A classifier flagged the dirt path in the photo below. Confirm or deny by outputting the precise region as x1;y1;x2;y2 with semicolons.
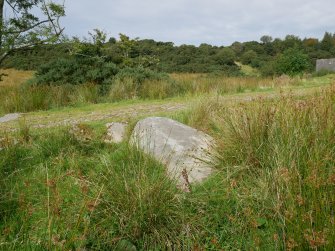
0;84;332;132
0;101;188;131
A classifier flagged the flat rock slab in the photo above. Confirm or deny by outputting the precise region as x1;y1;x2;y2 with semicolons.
105;122;128;143
0;113;21;123
130;117;216;191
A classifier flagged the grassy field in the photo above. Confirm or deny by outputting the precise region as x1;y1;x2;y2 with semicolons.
1;69;334;116
0;70;334;250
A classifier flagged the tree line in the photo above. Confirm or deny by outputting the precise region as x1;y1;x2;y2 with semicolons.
3;31;335;78
0;2;334;81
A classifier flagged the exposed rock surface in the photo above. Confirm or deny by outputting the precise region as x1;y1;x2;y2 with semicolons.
105;122;128;143
130;117;216;191
0;113;21;123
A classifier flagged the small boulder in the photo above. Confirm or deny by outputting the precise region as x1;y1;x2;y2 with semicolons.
0;113;21;123
130;117;216;191
105;122;127;144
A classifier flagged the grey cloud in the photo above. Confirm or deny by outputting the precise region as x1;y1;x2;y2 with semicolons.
61;0;335;45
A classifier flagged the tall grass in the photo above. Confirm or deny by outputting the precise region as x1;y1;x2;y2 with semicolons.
0;85;334;249
178;85;335;250
170;73;298;95
0;69;34;87
0;125;271;250
1;69;319;115
0;83;100;114
0;127;184;249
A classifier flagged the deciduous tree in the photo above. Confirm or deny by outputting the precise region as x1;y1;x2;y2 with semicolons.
0;0;65;65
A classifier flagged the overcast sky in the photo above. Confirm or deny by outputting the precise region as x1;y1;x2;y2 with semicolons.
61;0;335;46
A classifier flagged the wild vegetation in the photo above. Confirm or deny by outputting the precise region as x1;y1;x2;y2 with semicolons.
0;3;334;249
3;31;335;77
0;79;334;250
1;68;334;116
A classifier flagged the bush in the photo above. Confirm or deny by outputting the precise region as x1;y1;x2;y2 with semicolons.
34;57;119;85
114;67;169;84
275;48;310;76
241;50;258;65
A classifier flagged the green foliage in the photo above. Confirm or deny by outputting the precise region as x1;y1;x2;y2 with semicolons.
275;48;310;76
241;50;258;65
180;86;335;250
108;68;178;101
114;67;169;84
3;31;335;78
2;44;70;70
34;57;119;85
213;48;236;65
0;0;65;65
260;35;273;44
259;60;277;76
1;85;334;249
320;32;335;52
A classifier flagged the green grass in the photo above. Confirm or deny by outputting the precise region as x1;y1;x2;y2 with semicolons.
0;73;334;250
0;125;281;250
1;70;334;116
173;84;335;250
236;61;261;77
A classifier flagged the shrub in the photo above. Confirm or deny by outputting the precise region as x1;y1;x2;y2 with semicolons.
114;67;169;84
275;48;310;76
34;57;119;85
241;50;258;65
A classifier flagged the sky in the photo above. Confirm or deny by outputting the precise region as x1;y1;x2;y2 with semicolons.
61;0;335;46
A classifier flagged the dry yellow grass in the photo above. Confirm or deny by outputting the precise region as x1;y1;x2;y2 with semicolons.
0;68;34;87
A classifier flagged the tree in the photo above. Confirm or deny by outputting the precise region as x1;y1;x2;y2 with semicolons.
241;50;257;65
231;41;244;56
0;0;65;65
320;32;335;52
260;35;273;44
275;48;310;76
69;29;107;58
118;33;138;59
282;35;302;49
214;47;236;65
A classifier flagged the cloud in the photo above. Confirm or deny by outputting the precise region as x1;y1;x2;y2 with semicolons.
61;0;335;45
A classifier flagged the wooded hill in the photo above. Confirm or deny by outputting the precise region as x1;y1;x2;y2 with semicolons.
2;31;335;77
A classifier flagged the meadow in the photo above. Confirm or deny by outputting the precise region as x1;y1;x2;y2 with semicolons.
0;69;334;250
0;69;326;116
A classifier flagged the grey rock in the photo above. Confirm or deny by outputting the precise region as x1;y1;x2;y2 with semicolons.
0;113;21;123
130;117;216;191
105;122;128;143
